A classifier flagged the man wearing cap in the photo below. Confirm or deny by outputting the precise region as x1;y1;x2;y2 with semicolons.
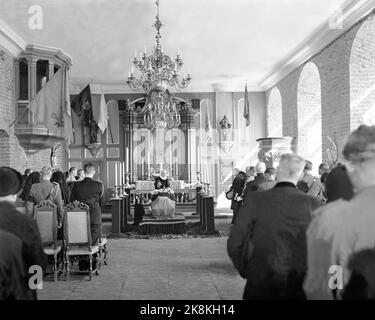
26;166;64;227
0;167;47;299
304;125;375;299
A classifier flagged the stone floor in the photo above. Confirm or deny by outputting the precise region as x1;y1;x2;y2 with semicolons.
37;220;245;300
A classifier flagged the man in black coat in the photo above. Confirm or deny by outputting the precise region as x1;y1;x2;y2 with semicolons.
70;163;104;245
326;163;354;203
0;167;47;300
243;162;268;199
227;154;321;300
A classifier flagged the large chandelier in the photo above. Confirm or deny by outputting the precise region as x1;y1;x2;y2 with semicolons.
126;0;192;129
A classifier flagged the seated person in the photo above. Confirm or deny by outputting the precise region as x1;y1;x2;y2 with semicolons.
154;170;170;190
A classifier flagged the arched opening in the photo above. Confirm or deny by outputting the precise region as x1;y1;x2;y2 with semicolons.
350;15;375;130
267;87;283;137
297;62;322;174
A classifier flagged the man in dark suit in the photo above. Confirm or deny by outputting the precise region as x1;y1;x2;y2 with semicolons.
70;163;104;245
227;154;321;300
0;167;47;300
229;168;246;224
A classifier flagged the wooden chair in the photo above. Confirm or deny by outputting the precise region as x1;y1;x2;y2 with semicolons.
33;200;62;281
64;201;99;281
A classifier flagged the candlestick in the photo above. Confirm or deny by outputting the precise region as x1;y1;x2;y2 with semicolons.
126;148;129;172
115;162;118;186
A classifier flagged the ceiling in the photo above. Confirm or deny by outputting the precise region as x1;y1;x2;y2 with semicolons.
1;0;344;91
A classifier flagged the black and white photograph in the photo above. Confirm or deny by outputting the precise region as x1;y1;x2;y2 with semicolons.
0;0;374;308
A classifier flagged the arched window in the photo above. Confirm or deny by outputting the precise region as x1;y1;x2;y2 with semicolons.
18;59;28;100
267;87;283;137
297;62;322;174
349;15;375;130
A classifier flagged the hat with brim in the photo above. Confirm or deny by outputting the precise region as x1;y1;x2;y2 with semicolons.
0;167;23;197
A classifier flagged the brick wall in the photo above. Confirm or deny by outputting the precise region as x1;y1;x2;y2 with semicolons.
0;44;67;173
266;13;375;166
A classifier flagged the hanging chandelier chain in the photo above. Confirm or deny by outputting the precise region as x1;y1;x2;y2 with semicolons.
126;0;191;130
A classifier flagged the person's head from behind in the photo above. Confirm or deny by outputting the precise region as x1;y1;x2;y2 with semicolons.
238;171;247;181
304;160;313;174
0;167;23;204
245;166;256;178
77;169;85;179
160;169;167;178
51;171;66;186
232;168;240;177
21;171;41;200
276;153;306;185
265;167;276;181
84;163;95;178
256;162;266;175
69;167;77;177
319;163;330;176
24;168;32;177
41;166;52;181
343;125;375;192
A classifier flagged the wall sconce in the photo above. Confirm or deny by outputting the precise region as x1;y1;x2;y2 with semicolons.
219;115;234;153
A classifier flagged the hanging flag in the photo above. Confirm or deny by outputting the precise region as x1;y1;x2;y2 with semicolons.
98;93;108;133
71;84;93;127
27;69;64;137
243;82;250;126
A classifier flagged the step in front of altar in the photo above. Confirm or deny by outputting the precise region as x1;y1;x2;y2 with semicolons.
139;213;186;235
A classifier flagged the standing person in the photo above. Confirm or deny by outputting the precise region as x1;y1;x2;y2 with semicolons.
22;169;32;185
258;167;277;191
0;167;47;300
154;169;170;190
227;154;321;300
297;161;324;201
228;168;246;224
67;167;77;183
26;167;64;228
51;171;70;205
76;169;85;181
18;172;41;202
304;125;375;300
0;230;30;300
242;162;267;199
70;163;104;245
325;163;354;203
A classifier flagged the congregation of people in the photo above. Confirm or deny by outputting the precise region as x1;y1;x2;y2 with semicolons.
0;163;104;300
227;124;375;300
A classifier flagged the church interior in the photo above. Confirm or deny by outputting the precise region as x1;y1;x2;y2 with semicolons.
0;0;374;301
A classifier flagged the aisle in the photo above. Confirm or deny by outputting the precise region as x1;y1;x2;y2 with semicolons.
38;235;244;300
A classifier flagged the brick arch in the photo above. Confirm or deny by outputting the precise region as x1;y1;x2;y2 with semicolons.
350;15;375;130
297;62;322;173
267;87;283;137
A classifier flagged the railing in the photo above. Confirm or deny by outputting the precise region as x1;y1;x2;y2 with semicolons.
129;188;197;205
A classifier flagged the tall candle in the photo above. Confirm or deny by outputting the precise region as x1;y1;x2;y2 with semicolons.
122;161;125;184
115;162;118;186
126;148;129;172
175;156;178;179
119;162;122;185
